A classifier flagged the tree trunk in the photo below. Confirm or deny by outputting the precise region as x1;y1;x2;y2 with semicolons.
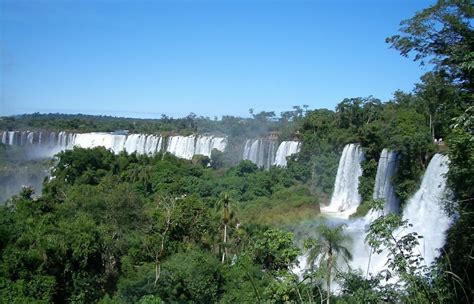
429;113;434;139
154;201;173;286
154;261;161;286
326;252;332;304
221;224;227;263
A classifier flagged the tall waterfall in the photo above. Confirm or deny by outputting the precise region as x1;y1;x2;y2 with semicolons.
243;139;266;167
369;149;400;218
398;154;452;266
274;141;300;167
266;141;277;169
321;144;365;218
1;131;226;160
348;153;452;276
243;139;300;169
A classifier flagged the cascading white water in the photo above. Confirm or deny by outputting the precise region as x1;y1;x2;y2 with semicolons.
166;135;226;160
366;149;400;220
49;132;56;147
210;137;227;155
398;154;452;266
74;133;126;153
266;141;277;169
144;135;162;155
20;131;27;145
347;149;399;275
243;139;265;167
166;135;196;160
242;139;299;169
1;130;226;160
194;136;227;158
26;132;34;145
195;136;213;156
348;153;452;276
125;134;148;154
9;131;15;145
273;141;300;167
321;144;365;218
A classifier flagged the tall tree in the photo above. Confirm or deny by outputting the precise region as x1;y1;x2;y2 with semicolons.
306;225;352;304
217;192;235;263
386;0;474;92
388;1;474;301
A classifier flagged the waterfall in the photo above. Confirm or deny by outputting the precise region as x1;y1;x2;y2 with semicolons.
49;132;56;147
347;149;399;275
26;132;35;145
242;139;299;169
366;149;400;220
74;133;127;153
273;141;300;167
125;134;148;154
266;141;277;169
243;139;265;167
398;154;452;265
20;131;27;146
210;137;227;155
144;135;162;155
166;135;196;160
195;136;212;156
348;153;452;276
9;131;16;145
321;144;365;218
194;135;227;158
1;130;226;160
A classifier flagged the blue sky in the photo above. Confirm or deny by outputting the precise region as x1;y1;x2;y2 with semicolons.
0;0;434;119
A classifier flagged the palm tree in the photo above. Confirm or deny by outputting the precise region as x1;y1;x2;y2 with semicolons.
217;192;235;263
306;224;352;304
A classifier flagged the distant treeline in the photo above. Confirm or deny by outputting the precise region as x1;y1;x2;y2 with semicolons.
0;108;308;141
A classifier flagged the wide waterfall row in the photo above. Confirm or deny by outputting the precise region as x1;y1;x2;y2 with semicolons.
1;130;226;160
1;130;74;148
1;130;299;166
242;139;300;169
321;144;365;218
73;133;165;155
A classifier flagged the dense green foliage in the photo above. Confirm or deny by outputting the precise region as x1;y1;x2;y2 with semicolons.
386;1;474;302
0;147;316;302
